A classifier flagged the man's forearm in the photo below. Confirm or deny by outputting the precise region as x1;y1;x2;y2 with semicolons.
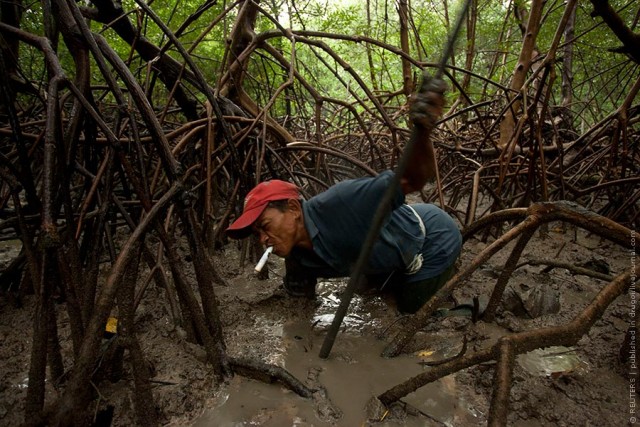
401;77;445;194
401;124;437;194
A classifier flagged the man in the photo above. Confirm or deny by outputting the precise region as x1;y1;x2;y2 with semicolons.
226;78;462;314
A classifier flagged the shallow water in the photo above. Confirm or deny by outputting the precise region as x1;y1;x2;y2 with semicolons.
194;279;482;426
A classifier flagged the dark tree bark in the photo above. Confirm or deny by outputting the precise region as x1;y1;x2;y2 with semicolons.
398;0;413;97
0;0;24;98
85;0;201;120
561;4;576;128
590;0;640;64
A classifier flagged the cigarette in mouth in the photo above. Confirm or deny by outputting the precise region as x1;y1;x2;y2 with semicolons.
255;246;273;273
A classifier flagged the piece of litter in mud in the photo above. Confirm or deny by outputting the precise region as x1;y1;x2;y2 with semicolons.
517;346;588;377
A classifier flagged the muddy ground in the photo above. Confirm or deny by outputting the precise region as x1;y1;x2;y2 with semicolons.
0;222;635;426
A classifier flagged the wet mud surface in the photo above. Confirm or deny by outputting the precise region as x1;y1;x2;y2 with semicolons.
0;224;634;426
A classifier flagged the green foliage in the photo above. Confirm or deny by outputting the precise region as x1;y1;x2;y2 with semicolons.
8;0;637;128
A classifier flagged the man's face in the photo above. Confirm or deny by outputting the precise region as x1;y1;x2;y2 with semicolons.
253;204;299;257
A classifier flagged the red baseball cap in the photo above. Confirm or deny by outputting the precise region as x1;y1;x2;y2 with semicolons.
226;180;300;239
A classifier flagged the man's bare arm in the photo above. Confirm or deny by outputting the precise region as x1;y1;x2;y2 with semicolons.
400;77;446;195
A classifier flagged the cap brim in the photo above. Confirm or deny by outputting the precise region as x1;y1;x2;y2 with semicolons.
225;204;266;239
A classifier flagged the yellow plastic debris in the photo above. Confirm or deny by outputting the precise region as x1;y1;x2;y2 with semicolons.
105;317;118;335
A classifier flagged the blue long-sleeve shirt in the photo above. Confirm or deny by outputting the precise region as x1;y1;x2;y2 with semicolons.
289;170;462;283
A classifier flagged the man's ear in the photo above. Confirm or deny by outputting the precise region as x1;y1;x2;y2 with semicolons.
287;198;302;217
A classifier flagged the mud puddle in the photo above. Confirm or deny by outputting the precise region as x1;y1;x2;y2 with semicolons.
194;326;481;426
194;279;482;426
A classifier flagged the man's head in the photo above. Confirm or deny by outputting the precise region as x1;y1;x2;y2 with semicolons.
226;180;308;256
